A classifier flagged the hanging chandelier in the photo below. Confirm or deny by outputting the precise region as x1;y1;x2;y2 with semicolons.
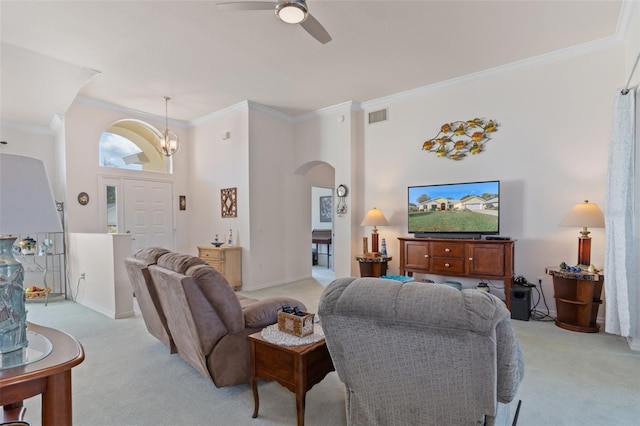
156;96;180;157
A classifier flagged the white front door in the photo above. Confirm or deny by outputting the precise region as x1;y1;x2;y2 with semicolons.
124;179;174;253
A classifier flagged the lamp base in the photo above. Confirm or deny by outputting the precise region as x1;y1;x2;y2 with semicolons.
577;237;592;267
371;232;379;253
0;236;28;354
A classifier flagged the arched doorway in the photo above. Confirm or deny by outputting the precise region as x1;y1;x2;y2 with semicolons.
296;161;336;284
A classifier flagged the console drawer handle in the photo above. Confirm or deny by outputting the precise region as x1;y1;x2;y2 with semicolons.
469;257;473;261
424;255;429;258
445;248;451;252
445;263;450;267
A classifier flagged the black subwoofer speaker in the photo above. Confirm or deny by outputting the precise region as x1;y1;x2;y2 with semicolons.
510;285;532;321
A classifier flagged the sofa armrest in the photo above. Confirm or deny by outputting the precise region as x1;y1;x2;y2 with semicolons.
242;297;307;329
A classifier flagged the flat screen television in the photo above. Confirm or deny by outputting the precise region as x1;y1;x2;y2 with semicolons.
408;180;500;238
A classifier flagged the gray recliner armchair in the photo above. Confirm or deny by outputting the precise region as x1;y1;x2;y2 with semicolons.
124;247;175;353
319;277;524;426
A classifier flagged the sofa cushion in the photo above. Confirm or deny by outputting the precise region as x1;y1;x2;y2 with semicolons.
187;264;245;334
133;246;172;265
157;252;207;274
237;295;258;308
241;297;308;329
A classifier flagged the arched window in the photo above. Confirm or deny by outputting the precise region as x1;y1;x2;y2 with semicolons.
99;119;171;173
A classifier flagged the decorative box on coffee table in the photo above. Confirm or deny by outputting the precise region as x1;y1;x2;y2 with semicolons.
278;310;315;337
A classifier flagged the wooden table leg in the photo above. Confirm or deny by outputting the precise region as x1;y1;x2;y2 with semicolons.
295;357;307;426
42;371;72;426
295;389;306;426
2;402;26;422
250;341;259;419
251;377;259;418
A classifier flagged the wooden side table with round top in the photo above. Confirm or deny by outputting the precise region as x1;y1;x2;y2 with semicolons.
1;322;85;425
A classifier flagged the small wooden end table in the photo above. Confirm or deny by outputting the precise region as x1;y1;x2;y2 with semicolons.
1;322;84;425
356;255;392;277
546;267;604;333
248;331;334;426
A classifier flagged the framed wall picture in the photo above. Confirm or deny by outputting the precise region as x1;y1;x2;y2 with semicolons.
221;187;237;218
320;196;332;222
179;195;186;210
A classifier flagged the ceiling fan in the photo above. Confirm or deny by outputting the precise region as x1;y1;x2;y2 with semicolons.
217;0;332;44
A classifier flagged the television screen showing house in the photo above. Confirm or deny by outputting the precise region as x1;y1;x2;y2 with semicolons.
408;181;500;234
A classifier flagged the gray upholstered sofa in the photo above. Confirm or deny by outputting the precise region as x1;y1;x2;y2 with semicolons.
125;248;306;387
319;277;524;426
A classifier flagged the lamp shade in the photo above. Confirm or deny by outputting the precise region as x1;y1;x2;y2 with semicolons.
560;200;604;229
361;208;389;227
0;154;62;235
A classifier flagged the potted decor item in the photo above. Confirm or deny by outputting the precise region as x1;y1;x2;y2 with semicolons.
18;236;37;255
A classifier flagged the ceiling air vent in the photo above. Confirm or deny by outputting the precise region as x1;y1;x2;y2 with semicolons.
368;108;388;124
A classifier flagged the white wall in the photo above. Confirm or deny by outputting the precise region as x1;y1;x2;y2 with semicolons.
247;105;309;288
68;233;132;318
188;103;249;256
360;46;623;317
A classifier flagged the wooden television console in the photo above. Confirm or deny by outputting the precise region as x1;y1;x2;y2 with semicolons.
398;237;516;310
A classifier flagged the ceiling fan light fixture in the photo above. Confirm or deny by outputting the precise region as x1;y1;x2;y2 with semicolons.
276;0;307;24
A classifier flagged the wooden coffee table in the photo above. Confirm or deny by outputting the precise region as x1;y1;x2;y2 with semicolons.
248;330;335;426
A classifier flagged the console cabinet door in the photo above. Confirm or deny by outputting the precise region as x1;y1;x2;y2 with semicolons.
467;243;505;277
404;241;430;269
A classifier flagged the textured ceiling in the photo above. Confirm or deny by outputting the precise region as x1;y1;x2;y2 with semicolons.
0;0;627;127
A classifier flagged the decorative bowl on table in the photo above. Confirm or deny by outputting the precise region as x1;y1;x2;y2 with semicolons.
211;242;224;247
25;286;52;299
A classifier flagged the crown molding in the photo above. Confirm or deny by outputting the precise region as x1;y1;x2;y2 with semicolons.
247;101;294;122
189;100;250;126
74;95;190;128
361;35;622;111
293;101;363;123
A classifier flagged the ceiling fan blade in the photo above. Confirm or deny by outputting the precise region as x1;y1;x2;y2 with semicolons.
300;13;332;44
216;1;277;11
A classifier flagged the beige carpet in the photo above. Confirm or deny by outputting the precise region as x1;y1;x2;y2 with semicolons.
19;273;640;426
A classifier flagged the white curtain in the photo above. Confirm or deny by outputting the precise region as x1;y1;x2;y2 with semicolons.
604;87;637;337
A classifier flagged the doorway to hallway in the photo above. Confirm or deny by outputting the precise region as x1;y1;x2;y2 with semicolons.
311;186;335;283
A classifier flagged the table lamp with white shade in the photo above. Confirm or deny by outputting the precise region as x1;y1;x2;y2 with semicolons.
361;208;389;254
560;200;605;267
0;154;63;354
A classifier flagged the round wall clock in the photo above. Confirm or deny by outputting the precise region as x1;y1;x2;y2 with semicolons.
77;192;90;206
336;184;348;215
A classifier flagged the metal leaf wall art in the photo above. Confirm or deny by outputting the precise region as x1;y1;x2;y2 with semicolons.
422;118;499;161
